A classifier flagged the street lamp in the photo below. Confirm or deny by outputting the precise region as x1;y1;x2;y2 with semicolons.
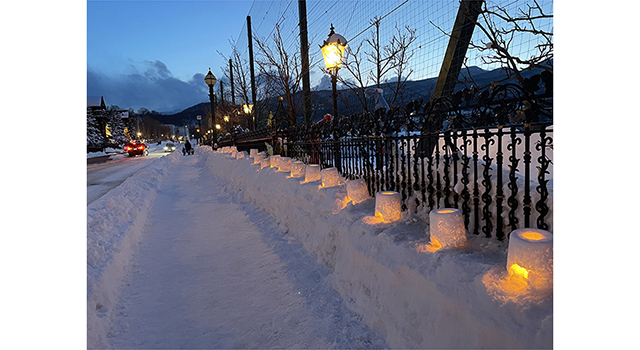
321;24;347;171
321;24;347;119
204;68;217;147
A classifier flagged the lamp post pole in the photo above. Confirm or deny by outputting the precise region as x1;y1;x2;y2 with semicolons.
331;70;338;119
204;68;218;148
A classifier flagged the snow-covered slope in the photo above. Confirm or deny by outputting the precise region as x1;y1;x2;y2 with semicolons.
203;148;553;349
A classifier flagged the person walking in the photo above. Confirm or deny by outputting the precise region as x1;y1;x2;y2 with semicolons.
183;140;193;155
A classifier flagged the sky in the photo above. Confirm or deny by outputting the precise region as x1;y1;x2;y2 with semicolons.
88;0;255;113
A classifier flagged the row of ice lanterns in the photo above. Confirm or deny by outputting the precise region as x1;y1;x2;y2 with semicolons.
217;146;553;293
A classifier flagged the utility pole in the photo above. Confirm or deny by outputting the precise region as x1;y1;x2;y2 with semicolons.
298;0;312;125
229;58;236;106
247;15;258;130
433;0;483;99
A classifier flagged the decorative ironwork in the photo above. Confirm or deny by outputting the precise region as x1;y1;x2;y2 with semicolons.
219;72;553;242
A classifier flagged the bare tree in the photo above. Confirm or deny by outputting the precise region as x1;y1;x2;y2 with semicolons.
434;0;553;87
253;23;315;127
218;42;253;128
335;20;418;113
378;24;417;107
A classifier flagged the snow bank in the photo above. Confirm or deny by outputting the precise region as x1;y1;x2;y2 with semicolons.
87;150;182;348
202;148;553;349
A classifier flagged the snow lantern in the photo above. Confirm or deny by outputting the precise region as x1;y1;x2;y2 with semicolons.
260;158;270;169
374;191;402;222
253;153;263;165
428;208;467;250
230;150;237;158
506;228;553;291
291;161;305;178
279;157;292;172
305;164;321;182
236;151;245;159
321;167;340;188
250;148;258;158
346;178;369;204
270;155;281;168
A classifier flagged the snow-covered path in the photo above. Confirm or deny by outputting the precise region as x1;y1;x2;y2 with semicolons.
106;152;387;349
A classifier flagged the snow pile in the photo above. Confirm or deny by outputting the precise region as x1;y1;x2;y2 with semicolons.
202;147;553;349
87;149;182;348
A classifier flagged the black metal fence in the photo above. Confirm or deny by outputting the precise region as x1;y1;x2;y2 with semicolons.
220;73;553;240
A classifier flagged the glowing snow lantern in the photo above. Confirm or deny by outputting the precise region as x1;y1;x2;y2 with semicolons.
374;191;402;222
291;161;305;178
230;150;237;158
346;178;369;204
236;151;245;159
279;157;292;172
305;164;321;182
260;158;270;169
506;228;553;291
250;149;258;158
321;167;340;188
270;155;281;168
428;208;467;251
253;153;263;164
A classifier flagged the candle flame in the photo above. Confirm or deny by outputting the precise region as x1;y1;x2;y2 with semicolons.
521;231;545;241
508;263;529;280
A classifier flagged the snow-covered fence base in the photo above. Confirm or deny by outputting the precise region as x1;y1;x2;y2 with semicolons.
203;148;552;349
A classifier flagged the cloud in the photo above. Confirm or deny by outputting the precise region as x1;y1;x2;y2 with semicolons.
87;60;209;113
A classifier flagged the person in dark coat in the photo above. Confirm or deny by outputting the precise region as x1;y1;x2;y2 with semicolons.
183;140;193;155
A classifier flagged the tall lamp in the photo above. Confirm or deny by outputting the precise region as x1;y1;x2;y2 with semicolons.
320;24;347;170
204;68;217;147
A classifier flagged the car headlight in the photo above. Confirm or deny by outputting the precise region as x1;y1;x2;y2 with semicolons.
164;146;168;150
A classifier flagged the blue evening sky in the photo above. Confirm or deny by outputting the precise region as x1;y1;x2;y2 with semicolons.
88;0;254;113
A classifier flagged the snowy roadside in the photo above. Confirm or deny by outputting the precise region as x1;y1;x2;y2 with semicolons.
87;149;182;348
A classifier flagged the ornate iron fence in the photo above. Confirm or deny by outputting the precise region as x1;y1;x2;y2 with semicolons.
222;72;553;240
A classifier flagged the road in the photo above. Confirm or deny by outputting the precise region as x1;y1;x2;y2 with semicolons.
87;146;172;205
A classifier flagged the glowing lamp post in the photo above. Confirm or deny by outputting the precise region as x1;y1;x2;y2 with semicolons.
204;68;218;146
374;191;402;222
428;208;467;250
291;161;305;178
321;167;340;188
305;164;321;182
243;104;254;129
346;178;369;204
506;228;553;291
321;24;347;121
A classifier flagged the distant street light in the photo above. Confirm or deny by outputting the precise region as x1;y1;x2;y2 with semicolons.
204;68;218;148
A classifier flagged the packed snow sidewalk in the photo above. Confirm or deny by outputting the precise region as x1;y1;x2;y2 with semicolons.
87;146;387;349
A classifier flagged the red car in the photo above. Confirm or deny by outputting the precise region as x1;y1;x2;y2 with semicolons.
124;141;149;157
